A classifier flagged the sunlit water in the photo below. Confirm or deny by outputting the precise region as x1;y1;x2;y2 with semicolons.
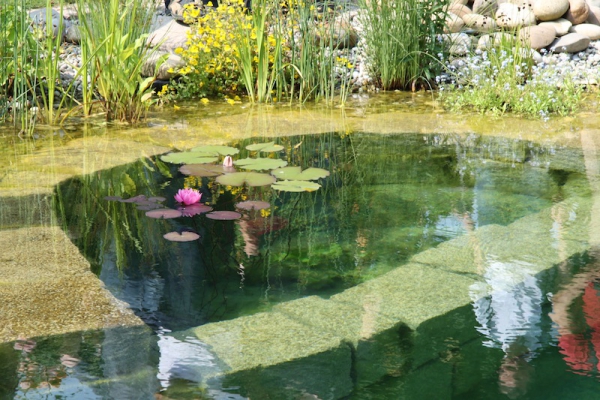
2;131;600;399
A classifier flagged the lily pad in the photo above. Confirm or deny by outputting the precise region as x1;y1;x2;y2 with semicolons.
179;164;233;177
216;172;276;187
246;141;284;153
145;208;183;219
235;200;270;211
205;211;242;220
234;158;288;171
178;204;213;217
163;231;200;242
148;196;166;202
271;166;330;181
271;180;322;192
161;152;218;165
190;145;240;156
121;195;148;203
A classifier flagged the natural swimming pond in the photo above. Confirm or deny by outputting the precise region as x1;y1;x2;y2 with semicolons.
2;130;600;399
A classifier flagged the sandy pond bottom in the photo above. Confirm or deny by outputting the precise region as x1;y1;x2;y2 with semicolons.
3;96;600;398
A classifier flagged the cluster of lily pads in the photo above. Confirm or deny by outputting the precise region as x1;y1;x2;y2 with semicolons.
105;142;330;243
163;143;330;192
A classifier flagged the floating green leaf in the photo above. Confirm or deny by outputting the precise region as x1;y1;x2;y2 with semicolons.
271;166;330;181
190;145;240;156
145;208;183;219
179;164;232;177
234;158;287;171
271;180;322;192
246;141;284;152
161;152;218;165
216;172;276;187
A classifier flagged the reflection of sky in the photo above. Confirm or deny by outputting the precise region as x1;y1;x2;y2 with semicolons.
15;376;101;400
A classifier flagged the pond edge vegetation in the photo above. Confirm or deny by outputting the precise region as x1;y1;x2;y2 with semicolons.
1;0;598;129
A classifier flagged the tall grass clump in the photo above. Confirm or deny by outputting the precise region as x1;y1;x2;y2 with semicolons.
75;0;157;122
437;34;582;119
359;0;448;90
0;0;37;126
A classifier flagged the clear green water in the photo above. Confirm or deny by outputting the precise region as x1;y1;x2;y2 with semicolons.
2;132;599;399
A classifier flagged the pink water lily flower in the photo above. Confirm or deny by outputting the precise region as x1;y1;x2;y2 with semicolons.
174;188;202;205
223;155;233;167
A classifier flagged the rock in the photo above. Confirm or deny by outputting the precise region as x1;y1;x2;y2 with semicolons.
473;0;498;16
448;3;473;19
569;23;600;39
28;8;69;40
142;51;186;80
451;0;469;5
462;13;497;32
64;24;81;44
532;0;570;21
565;0;589;25
495;2;537;29
446;33;472;55
445;12;465;33
147;19;190;52
538;18;572;36
476;32;514;49
549;32;591;52
587;5;600;25
314;19;358;49
518;25;556;49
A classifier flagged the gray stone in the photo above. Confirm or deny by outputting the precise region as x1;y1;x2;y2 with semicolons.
447;32;472;55
518;25;557;50
565;0;590;25
28;8;68;40
495;2;537;29
549;32;591;52
476;32;514;49
146;19;189;53
533;0;570;21
142;51;185;80
64;23;81;44
569;23;600;39
539;18;573;36
463;13;498;33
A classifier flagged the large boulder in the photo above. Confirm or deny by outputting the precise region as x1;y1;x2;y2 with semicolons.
518;25;557;49
565;0;589;25
587;5;600;25
495;2;537;28
532;0;570;21
146;19;190;53
538;18;572;36
473;0;498;16
463;13;498;33
549;32;591;52
569;23;600;39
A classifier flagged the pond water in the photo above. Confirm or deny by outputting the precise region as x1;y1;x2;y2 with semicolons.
2;127;600;399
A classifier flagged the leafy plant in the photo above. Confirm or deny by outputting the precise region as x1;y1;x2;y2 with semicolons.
75;0;159;122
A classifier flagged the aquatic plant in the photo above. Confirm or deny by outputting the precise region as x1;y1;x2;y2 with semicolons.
358;0;447;90
75;0;157;122
174;188;202;205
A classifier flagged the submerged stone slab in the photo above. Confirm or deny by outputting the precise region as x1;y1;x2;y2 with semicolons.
0;226;143;343
186;311;353;399
330;263;476;330
274;295;408;388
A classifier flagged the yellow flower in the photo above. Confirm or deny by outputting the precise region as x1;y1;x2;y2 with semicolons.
226;98;235;105
201;98;210;105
